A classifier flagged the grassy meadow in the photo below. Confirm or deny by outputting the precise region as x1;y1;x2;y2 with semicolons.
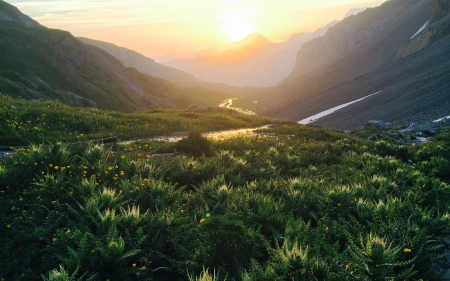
0;94;282;146
1;95;450;280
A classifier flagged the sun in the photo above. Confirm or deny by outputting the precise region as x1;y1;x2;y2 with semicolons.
223;18;255;42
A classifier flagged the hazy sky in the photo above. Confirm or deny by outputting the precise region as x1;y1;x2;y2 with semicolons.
5;0;386;59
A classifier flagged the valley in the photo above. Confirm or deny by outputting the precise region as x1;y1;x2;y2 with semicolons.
1;0;450;280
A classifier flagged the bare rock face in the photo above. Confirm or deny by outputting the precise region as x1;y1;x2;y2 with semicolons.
432;0;450;22
286;0;425;81
396;0;450;59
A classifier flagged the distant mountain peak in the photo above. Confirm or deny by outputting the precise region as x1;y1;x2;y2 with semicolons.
232;33;272;45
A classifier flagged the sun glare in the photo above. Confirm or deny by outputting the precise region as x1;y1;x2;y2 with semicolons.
223;18;255;42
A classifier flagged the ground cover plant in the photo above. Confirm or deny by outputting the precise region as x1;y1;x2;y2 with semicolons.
1;96;450;280
0;94;282;145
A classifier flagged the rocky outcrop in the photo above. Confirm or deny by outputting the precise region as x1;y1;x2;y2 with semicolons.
286;0;427;81
396;0;450;59
367;117;450;145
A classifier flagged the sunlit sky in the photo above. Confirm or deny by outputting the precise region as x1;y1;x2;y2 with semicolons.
5;0;386;59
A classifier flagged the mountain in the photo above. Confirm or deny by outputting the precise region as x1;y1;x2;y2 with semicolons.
343;8;367;19
78;37;200;85
252;0;449;129
156;46;225;63
396;0;450;58
163;33;277;87
163;22;337;87
0;0;231;112
228;21;339;87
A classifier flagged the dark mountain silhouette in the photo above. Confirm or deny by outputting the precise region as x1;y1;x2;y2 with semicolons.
78;37;200;85
253;0;449;129
0;0;231;112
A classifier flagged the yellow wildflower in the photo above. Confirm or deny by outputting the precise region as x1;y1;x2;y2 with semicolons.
346;264;350;269
325;227;329;231
132;263;136;267
53;238;57;242
200;218;206;223
49;164;53;168
7;224;11;228
403;248;412;253
141;266;146;271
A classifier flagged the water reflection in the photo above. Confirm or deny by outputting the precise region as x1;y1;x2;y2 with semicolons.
119;125;273;145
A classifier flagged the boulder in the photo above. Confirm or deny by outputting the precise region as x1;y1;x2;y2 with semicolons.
368;134;379;141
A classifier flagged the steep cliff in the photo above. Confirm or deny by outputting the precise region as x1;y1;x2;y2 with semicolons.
396;0;450;59
284;0;431;83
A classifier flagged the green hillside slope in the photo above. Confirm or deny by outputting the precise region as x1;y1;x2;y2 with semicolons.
0;1;231;112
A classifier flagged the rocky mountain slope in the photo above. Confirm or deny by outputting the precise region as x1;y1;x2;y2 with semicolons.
78;37;200;86
0;0;229;112
396;0;450;58
253;0;449;129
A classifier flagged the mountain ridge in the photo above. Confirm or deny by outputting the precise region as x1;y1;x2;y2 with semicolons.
0;0;234;112
252;0;449;129
163;21;337;87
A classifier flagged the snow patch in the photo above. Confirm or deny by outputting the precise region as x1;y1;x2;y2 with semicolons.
433;115;450;123
298;91;383;125
411;20;429;39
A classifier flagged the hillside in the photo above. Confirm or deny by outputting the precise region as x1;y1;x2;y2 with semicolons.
78;37;200;86
253;0;449;129
0;1;232;112
396;0;450;58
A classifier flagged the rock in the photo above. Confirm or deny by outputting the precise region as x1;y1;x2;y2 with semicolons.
438;118;450;127
407;122;418;130
368;134;378;141
366;120;388;130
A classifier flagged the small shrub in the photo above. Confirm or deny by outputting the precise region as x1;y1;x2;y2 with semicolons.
175;130;212;157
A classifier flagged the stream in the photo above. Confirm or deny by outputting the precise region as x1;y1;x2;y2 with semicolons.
119;125;273;145
219;98;256;115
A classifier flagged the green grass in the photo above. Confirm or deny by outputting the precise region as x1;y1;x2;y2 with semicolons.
1;95;450;281
0;94;287;146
